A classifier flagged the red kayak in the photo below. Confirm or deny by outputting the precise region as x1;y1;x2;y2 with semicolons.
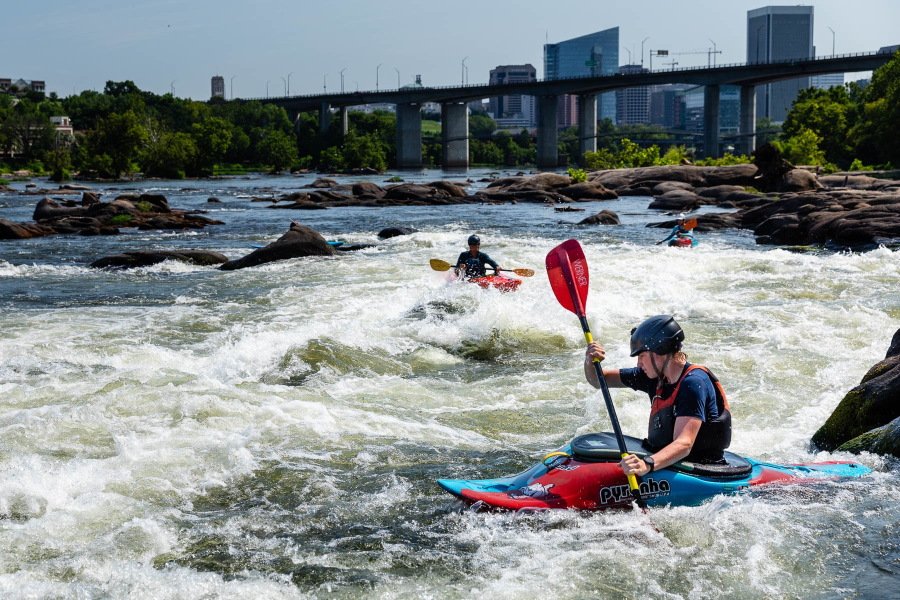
468;274;522;292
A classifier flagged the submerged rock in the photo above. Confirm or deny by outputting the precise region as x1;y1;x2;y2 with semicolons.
377;226;418;239
577;210;620;225
90;250;229;269
220;224;335;271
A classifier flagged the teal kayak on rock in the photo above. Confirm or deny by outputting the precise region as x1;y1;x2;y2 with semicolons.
438;432;870;512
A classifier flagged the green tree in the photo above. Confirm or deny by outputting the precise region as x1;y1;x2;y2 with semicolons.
141;131;196;178
778;127;825;165
850;51;900;166
256;129;299;172
782;86;853;163
341;132;387;171
90;110;147;177
469;114;498;137
190;117;232;174
0;112;56;160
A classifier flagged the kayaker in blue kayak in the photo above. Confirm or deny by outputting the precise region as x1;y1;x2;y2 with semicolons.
455;234;502;278
584;315;732;478
656;214;695;246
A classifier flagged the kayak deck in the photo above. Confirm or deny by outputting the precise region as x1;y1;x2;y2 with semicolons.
438;433;870;511
468;275;522;292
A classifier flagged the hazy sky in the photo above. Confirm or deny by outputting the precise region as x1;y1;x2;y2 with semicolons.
5;0;898;100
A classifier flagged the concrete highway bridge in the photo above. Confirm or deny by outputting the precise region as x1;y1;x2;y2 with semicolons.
248;51;893;168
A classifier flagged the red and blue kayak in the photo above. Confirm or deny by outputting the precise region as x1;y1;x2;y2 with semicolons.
669;237;698;248
438;432;870;511
468;274;522;292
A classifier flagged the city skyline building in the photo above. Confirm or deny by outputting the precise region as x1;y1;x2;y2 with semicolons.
211;75;225;98
544;27;619;127
650;84;692;129
616;64;650;125
488;64;536;128
747;5;814;123
811;72;844;90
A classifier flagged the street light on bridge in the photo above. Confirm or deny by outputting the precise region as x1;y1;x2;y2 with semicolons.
394;68;400;89
340;68;346;93
462;56;468;86
323;74;327;93
709;39;718;67
287;72;293;96
828;27;836;57
641;37;649;68
280;77;286;96
377;63;383;91
622;46;631;64
230;75;236;99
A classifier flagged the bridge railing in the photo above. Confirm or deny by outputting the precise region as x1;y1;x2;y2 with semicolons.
238;50;892;102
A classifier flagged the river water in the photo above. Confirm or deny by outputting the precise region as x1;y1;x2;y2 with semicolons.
1;170;899;599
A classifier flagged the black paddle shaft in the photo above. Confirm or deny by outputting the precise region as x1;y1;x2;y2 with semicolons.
579;315;647;509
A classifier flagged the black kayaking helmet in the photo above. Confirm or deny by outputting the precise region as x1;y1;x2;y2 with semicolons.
629;315;685;357
468;234;481;246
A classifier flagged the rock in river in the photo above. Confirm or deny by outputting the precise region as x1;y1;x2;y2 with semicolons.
220;223;335;271
812;327;900;454
90;250;229;269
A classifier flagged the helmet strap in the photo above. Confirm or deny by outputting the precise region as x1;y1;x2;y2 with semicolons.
651;352;672;384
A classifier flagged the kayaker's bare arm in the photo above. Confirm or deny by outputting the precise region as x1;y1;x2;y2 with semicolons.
620;416;702;476
583;341;625;389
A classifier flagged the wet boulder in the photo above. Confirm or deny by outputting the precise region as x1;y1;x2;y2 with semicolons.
0;218;56;239
90;249;229;269
81;191;101;205
351;182;385;197
378;226;418;239
427;180;468;197
558;181;618;200
33;198;87;220
652;181;695;196
648;190;699;211
220;224;335;271
577;210;620;225
812;330;900;452
776;169;823;193
207;197;222;203
836;416;900;458
305;177;338;188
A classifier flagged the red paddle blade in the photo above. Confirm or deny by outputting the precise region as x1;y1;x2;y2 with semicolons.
684;218;698;230
546;239;589;316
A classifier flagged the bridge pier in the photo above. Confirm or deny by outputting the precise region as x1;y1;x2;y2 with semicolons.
319;102;331;133
703;85;720;159
740;85;757;156
577;95;597;166
396;103;422;169
340;107;349;136
537;95;559;169
441;102;469;168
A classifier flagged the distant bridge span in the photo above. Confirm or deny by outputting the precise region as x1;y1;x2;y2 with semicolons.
248;51;893;168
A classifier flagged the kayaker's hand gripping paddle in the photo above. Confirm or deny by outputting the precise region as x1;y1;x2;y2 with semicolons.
546;239;647;510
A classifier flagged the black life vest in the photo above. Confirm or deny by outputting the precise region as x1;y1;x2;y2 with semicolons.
645;364;732;463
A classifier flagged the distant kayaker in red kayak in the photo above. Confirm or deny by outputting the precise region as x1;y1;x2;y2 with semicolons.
583;315;732;477
656;214;694;246
455;234;502;278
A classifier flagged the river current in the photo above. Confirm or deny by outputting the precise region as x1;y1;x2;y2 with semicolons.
1;170;898;599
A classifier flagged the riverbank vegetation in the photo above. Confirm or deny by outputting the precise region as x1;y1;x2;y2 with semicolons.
1;52;896;177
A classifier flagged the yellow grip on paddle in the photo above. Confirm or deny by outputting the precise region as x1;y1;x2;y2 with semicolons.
622;454;640;492
584;331;602;362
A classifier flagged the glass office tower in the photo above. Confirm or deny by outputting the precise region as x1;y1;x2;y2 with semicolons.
544;27;619;125
747;6;814;123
